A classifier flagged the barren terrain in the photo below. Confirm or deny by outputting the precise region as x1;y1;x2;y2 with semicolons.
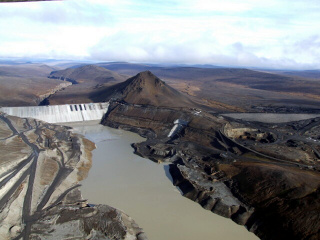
100;72;320;240
0;113;146;239
96;62;320;112
46;65;128;104
0;64;70;106
0;61;320;240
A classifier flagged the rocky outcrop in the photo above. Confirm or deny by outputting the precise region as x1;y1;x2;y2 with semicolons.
48;75;79;84
102;101;194;139
101;99;320;240
37;81;72;105
0;113;147;240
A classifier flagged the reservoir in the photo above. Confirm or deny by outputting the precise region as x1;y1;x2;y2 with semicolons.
71;122;258;240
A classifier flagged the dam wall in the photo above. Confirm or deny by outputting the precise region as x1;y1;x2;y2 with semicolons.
0;102;109;124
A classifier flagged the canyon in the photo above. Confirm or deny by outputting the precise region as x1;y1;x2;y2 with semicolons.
100;71;320;240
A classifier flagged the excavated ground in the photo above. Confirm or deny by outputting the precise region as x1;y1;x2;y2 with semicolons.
0;113;147;240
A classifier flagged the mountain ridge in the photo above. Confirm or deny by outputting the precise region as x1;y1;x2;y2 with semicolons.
49;64;126;84
91;70;198;108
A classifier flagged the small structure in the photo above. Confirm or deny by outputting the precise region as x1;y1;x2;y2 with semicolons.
168;119;189;138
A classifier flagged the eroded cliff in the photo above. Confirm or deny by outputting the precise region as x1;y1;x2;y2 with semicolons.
101;100;320;240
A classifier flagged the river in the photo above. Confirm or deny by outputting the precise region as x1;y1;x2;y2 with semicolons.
70;122;258;240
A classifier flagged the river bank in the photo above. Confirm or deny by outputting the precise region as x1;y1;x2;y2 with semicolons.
0;114;145;240
100;101;320;240
70;122;258;240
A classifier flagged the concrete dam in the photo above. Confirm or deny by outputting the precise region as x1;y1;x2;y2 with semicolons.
0;102;109;124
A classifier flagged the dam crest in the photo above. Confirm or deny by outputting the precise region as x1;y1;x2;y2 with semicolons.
0;102;109;123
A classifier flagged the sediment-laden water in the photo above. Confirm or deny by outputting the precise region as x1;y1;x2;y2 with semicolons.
70;122;258;240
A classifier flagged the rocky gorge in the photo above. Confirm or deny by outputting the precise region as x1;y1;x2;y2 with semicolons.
1;69;319;240
37;81;72;105
100;72;320;240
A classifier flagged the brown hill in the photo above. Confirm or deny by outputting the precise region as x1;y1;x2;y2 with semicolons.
0;64;57;78
0;63;68;106
46;65;128;104
92;71;197;108
48;64;126;84
97;62;320;112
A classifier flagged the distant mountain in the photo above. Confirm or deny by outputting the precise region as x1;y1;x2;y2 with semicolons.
48;64;126;84
0;64;69;106
45;65;128;105
97;62;158;76
97;62;297;83
0;64;57;78
277;70;320;80
94;62;320;111
92;71;197;108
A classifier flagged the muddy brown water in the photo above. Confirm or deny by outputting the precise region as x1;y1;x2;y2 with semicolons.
70;122;258;240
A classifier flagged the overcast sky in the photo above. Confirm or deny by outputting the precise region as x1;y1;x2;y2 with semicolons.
0;0;319;69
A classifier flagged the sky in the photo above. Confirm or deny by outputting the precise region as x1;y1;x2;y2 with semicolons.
0;0;319;69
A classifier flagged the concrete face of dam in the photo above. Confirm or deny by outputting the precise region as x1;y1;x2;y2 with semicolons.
0;102;109;123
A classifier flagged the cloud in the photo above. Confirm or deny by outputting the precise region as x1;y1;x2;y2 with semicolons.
88;31;315;69
0;0;319;69
287;35;320;64
294;35;320;52
0;0;115;26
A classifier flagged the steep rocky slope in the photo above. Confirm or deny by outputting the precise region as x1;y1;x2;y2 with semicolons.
0;113;147;240
101;71;320;240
